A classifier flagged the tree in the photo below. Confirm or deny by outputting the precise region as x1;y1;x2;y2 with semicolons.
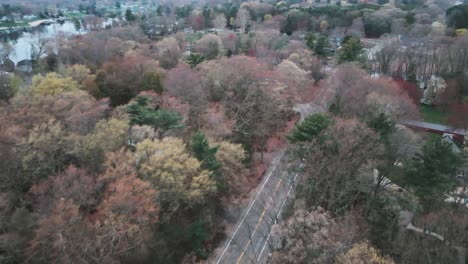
271;207;338;264
125;8;136;21
314;35;329;59
213;14;227;29
403;138;462;210
338;36;364;63
292;117;383;211
448;103;468;130
192;132;223;190
87;118;129;152
213;140;249;196
127;96;184;139
324;70;418;121
28;165;159;263
0;74;16;101
287;113;332;143
32;73;79;96
156;37;181;69
185;53;205;68
199;56;290;156
236;8;250;32
29;166;102;214
195;34;223;60
363;13;392;38
135;138;215;211
95;53;160;106
64;64;91;86
367;113;395;143
20;121;71;186
27;199;91;263
188;219;209;259
305;32;316;51
446;4;468;29
336;242;395;264
142;72;163;93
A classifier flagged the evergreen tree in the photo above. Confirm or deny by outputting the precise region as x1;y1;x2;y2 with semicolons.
338;36;364;63
125;8;136;21
287;113;332;143
192;132;224;190
305;32;316;50
282;15;296;35
403;138;462;210
188;219;208;259
185;53;205;68
367;113;395;143
315;36;329;58
157;5;163;16
127;96;183;138
142;72;163;93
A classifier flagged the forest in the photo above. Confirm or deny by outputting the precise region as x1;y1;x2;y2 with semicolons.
0;0;467;263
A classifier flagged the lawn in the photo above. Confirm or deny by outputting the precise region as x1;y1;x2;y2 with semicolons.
0;21;28;28
420;104;449;124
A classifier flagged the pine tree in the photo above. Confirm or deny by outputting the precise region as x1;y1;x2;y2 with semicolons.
185;53;205;68
338;36;364;63
127;96;183;138
367;113;395;143
287;113;332;143
125;8;136;21
192;132;224;190
305;32;316;50
141;72;164;93
403;138;462;210
314;36;329;58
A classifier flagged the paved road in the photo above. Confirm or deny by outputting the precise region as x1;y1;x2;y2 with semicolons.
29;19;56;27
212;103;320;264
213;150;303;264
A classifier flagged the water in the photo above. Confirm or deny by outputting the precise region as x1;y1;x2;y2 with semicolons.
3;19;116;64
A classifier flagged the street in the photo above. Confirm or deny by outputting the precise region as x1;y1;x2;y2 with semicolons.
214;150;303;264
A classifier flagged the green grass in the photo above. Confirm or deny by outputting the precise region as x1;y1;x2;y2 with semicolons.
463;96;468;103
0;21;28;28
420;104;449;124
185;32;204;43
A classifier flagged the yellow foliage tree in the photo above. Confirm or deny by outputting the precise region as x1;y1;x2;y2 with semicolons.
335;242;395;264
65;64;91;85
214;140;250;195
135;138;215;207
88;118;129;152
32;72;79;96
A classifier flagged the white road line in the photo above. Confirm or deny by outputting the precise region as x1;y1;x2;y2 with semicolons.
257;163;304;263
215;150;286;264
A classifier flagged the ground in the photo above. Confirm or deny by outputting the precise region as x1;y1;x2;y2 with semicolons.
420;104;448;125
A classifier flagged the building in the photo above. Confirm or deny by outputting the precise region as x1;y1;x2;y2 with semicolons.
402;120;466;145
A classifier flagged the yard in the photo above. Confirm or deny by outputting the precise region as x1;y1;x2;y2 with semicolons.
420;104;449;124
0;21;28;28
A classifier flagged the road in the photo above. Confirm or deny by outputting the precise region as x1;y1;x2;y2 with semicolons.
213;149;303;264
29;19;56;27
212;103;319;264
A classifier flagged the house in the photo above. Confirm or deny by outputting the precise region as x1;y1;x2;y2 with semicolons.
16;59;33;73
402;120;466;145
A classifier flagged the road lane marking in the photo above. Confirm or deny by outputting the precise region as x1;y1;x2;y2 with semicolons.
215;150;286;264
257;163;304;263
274;178;283;192
236;175;285;264
236;241;250;264
236;207;267;264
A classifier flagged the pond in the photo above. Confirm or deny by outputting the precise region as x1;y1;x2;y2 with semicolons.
1;19;115;65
